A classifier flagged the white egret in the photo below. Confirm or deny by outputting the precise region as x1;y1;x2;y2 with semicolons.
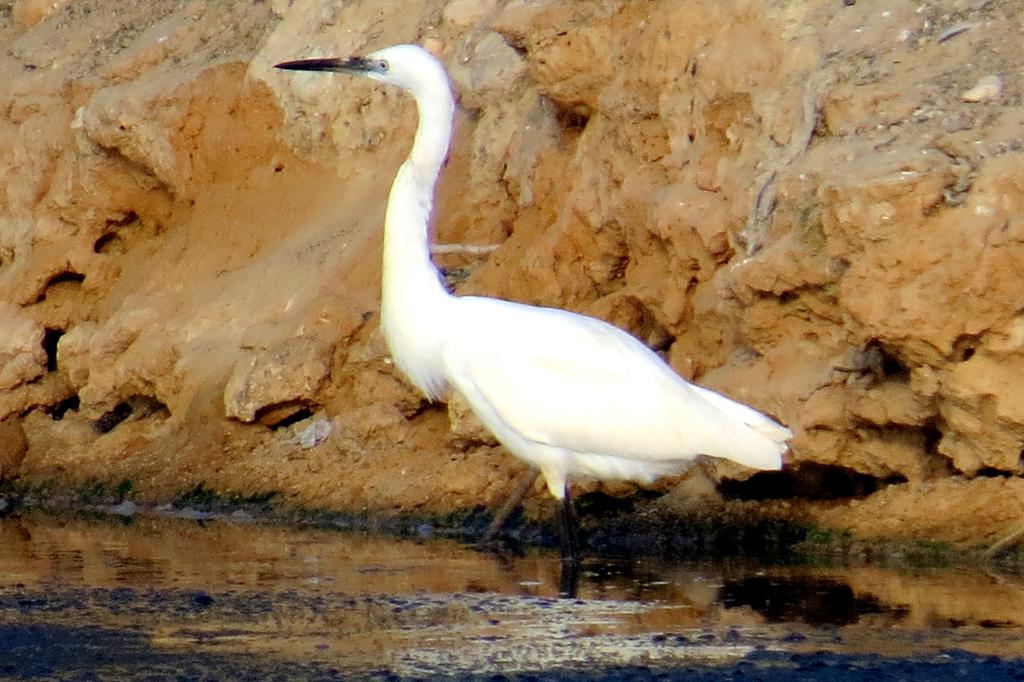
276;45;792;560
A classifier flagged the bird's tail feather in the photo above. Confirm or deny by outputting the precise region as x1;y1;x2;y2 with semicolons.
691;385;791;470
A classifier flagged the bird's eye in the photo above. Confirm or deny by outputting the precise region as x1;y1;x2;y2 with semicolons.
378;59;388;71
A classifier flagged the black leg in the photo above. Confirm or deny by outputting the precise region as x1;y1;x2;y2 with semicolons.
480;469;540;545
557;486;583;562
556;486;583;598
558;554;581;598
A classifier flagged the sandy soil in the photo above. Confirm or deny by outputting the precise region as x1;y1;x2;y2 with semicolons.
2;0;1024;550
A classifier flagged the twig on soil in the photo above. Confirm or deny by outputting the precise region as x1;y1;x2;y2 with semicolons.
431;242;501;255
982;520;1024;561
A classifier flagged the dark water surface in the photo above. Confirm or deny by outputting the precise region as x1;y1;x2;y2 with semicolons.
2;511;1024;680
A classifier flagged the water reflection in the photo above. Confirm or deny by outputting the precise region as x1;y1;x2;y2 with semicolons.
2;512;1024;677
719;575;903;626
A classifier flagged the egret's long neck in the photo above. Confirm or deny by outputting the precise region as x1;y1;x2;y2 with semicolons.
379;76;455;400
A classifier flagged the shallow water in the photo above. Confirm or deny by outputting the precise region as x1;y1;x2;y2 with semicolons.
3;511;1024;680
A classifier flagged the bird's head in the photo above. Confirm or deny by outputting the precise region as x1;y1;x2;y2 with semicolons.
275;44;446;96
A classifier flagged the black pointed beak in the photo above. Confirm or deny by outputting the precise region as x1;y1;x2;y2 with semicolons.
274;56;376;74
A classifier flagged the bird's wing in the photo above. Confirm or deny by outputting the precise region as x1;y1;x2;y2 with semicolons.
443;297;787;471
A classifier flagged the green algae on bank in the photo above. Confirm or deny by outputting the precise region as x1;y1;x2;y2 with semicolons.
1;478;1021;571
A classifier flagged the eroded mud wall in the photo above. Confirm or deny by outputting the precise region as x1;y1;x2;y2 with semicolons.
2;0;1023;545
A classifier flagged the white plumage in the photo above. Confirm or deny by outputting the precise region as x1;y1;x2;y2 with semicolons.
276;44;791;549
441;297;789;498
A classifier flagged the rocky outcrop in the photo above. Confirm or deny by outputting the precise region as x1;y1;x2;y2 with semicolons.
1;0;1023;548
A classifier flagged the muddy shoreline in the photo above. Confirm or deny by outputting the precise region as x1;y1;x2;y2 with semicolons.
3;483;1021;570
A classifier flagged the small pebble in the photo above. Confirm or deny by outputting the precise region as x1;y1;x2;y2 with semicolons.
109;501;137;517
191;592;215;608
177;507;209;520
962;75;1002;102
296;418;333;449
